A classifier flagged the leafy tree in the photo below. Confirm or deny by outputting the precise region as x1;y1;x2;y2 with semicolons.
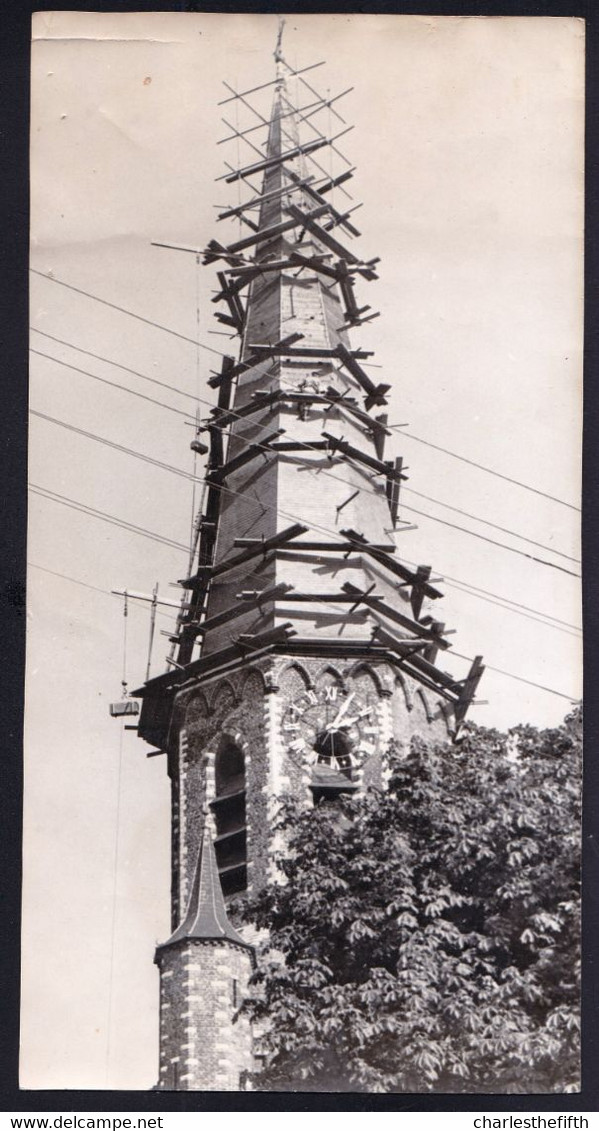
240;709;581;1092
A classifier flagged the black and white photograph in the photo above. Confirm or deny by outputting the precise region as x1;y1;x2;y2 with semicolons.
24;12;583;1094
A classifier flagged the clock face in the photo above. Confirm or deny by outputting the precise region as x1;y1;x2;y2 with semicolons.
281;683;380;772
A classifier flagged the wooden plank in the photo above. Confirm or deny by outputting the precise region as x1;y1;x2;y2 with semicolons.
214;272;245;331
321;432;406;481
371;624;454;676
408;565;432;619
189;583;294;636
208;428;284;484
344;583;448;646
237;623;297;649
389;457;403;526
179;522;308;587
214;312;238;329
219;137;329;184
315;168;355;194
369;605;450;650
330;358;389;409
454;655;485;725
276;638;457;702
235;538;396;552
272;591;383;604
248;342;373;362
269;440;330;454
132;621;298;698
398;647;461;691
226;332;305;381
217;63;326;106
335;343;378;397
423;621;445;664
337;310;380;333
204;390;283;432
285;171;361;237
286;204;378;279
217;180;316;221
204;204;328;263
321;389;392;438
219;98;326;144
339;527;443;599
208;425;224;469
372;414;388;461
208;354;236;394
323;203;363;237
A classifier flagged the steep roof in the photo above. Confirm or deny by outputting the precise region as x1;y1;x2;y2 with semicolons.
157;822;252;952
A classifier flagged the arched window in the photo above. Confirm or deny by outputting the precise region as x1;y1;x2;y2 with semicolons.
210;736;247;896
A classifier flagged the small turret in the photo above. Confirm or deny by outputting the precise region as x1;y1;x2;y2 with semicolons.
155;819;254;1091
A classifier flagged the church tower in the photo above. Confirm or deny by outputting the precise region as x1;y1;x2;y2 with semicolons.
134;32;484;1091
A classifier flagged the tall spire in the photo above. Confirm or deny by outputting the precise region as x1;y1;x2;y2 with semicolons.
136;39;483;759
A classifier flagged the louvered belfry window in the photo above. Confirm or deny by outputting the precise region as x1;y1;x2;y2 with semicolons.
211;736;247;895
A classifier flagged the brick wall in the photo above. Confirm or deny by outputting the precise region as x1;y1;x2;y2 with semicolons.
156;940;253;1091
172;654;451;900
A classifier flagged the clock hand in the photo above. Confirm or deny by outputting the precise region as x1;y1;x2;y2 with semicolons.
326;692;355;731
337;708;374;728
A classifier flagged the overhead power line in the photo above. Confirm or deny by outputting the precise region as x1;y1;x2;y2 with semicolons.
31;272;579;513
31;409;197;483
443;578;581;638
403;485;579;564
30;267;225;358
399;503;580;579
391;427;580;513
27;559;579;705
28;563;178;626
31;349;196;421
31;328;200;404
29;562;113;598
451;651;580;704
434;571;580;633
31;405;578;579
29;484;190;554
30;332;579;571
31;409;581;639
30;468;581;639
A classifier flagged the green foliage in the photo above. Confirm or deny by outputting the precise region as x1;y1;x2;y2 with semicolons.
240;708;581;1093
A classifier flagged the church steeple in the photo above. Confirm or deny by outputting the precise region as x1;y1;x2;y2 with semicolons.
135;32;484;1091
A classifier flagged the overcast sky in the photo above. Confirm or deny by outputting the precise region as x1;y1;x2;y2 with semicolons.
24;12;583;1090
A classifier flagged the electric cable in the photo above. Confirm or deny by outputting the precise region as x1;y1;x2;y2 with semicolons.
31;407;578;582
27;559;578;704
30;268;225;357
28;563;179;629
30;410;581;638
30;332;579;568
31;349;196;421
389;427;580;513
31;328;201;404
450;650;579;704
29;484;190;553
397;502;579;579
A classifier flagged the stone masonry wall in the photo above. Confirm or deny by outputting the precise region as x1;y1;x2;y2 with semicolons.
172;654;453;903
156;940;254;1091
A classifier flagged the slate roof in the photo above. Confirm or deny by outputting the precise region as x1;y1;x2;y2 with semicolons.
157;823;252;952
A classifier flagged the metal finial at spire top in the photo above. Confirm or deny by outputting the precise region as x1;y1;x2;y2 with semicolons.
274;16;287;88
274;16;286;65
